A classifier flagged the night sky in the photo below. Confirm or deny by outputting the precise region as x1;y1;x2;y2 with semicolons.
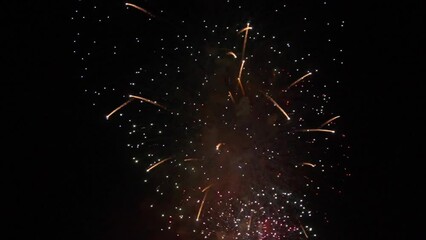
5;0;423;239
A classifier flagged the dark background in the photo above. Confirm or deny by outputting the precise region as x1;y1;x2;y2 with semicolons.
5;0;423;239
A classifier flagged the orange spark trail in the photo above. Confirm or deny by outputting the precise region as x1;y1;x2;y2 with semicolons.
237;60;246;96
196;191;208;221
319;115;340;128
146;157;173;172
238;25;253;34
264;94;291;120
228;91;236;104
183;158;199;162
302;162;316;167
286;72;312;90
129;94;167;110
226;51;237;58
300;224;309;238
125;3;156;18
216;143;225;151
106;99;134;120
238;23;252;60
300;128;335;134
201;184;213;193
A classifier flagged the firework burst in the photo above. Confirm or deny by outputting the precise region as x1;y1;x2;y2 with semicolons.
72;0;350;239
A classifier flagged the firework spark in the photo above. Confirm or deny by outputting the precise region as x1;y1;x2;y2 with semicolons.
319;115;341;128
286;72;313;90
226;51;238;59
298;128;336;134
146;157;173;172
302;162;317;168
228;91;236;104
196;190;208;221
237;60;246;96
239;23;252;60
106;95;166;120
106;99;134;120
183;158;200;162
128;94;167;110
264;93;291;120
125;3;156;18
